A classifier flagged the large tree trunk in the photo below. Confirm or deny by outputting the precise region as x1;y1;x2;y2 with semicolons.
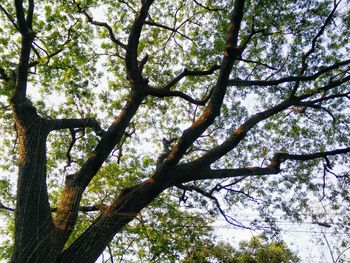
10;105;55;263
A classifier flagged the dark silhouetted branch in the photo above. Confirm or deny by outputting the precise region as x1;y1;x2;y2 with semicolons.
50;118;106;136
162;65;220;91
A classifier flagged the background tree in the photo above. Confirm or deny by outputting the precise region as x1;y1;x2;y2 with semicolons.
183;236;300;263
233;236;299;263
0;0;349;262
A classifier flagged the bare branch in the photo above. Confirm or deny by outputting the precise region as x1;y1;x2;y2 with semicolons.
291;0;340;95
0;201;15;212
147;86;207;105
73;1;127;50
144;20;195;43
29;21;77;68
192;0;225;11
176;184;253;229
161;65;220;91
0;4;19;30
228;59;350;87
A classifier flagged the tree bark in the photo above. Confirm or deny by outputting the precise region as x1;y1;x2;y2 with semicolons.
10;110;55;262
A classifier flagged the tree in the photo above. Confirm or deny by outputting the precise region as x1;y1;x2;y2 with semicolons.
0;0;349;262
183;236;299;263
234;236;299;263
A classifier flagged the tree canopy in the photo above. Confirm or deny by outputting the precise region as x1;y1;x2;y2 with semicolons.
0;0;349;262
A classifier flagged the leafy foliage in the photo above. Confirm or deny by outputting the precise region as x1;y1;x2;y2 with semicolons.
0;0;349;262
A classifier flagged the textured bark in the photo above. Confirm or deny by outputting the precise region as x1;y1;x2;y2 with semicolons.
56;180;166;263
10;108;55;262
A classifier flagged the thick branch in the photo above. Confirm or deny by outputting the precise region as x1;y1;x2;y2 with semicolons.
190;74;350;167
173;147;350;184
125;0;155;83
160;0;246;167
14;0;27;33
26;0;34;28
57;180;165;263
49;118;106;136
53;93;144;248
12;0;36;101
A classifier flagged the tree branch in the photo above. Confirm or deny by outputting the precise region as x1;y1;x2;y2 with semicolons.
228;59;350;87
161;65;220;91
14;0;27;34
53;93;144;248
194;96;297;165
125;0;155;83
192;0;225;11
291;0;340;95
176;183;253;229
0;4;19;30
49;118;106;136
144;20;194;43
0;67;9;82
13;0;36;101
57;180;165;263
301;0;340;71
73;1;127;50
29;21;77;68
1;203;109;213
272;147;350;166
26;0;34;29
147;86;207;105
0;201;15;212
51;204;109;213
159;0;246;168
173;147;350;184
